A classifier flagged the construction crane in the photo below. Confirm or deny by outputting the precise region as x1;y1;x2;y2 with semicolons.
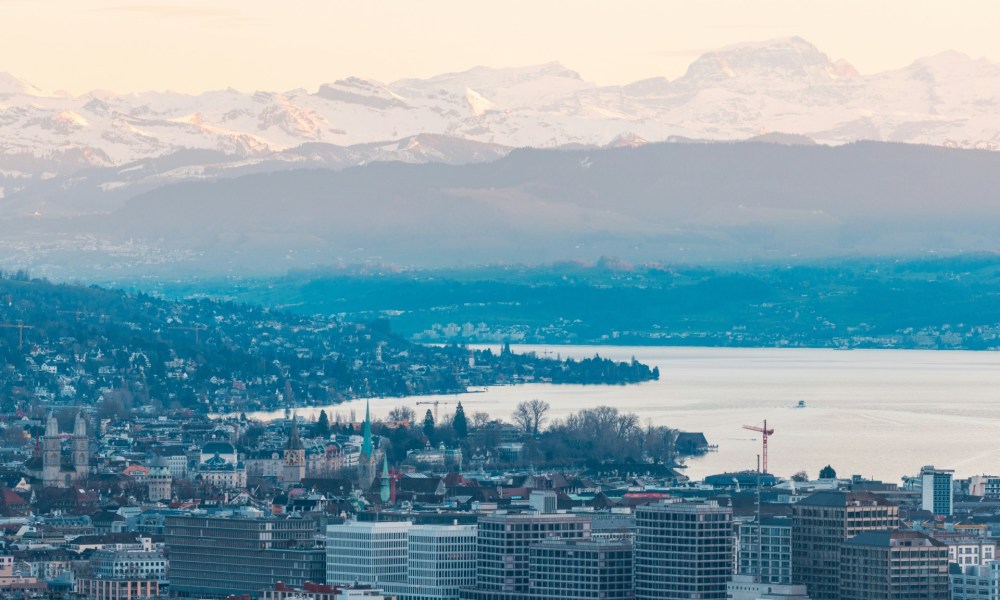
743;419;775;474
0;322;34;349
169;325;207;344
416;400;451;422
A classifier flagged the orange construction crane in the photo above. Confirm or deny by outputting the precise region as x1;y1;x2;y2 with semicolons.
0;322;34;349
743;419;775;474
169;325;207;344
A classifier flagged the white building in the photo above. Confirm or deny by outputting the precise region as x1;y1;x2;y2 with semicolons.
326;520;411;586
952;561;1000;600
968;475;1000;497
90;549;167;581
947;538;996;567
382;523;477;600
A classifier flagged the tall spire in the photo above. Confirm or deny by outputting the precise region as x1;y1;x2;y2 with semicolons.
361;400;373;457
380;455;391;503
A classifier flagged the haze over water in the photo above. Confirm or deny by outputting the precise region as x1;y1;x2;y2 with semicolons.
244;346;1000;483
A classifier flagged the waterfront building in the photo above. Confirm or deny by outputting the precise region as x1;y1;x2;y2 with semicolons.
967;474;1000;497
460;511;591;599
738;516;793;584
326;519;411;586
791;491;898;600
634;499;733;600
529;538;633;599
952;561;1000;600
839;530;949;600
920;465;954;516
165;511;325;598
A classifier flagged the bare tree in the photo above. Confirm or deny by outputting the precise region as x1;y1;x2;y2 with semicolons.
387;405;416;424
471;412;491;429
512;399;550;435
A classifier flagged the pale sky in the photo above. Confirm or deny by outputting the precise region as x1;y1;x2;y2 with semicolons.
1;0;997;95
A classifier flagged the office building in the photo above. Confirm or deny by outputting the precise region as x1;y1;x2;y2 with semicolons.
920;465;954;516
529;538;633;599
839;530;949;600
460;511;591;600
952;561;1000;600
791;491;898;600
326;519;411;586
381;523;477;600
165;512;325;598
634;499;733;600
738;516;793;584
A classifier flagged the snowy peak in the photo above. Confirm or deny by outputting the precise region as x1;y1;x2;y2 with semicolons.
0;72;43;96
680;36;839;83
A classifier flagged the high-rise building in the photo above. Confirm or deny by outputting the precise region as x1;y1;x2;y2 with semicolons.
738;516;793;584
381;523;478;600
634;499;733;600
326;519;411;586
460;511;591;600
165;512;325;598
791;491;898;600
920;465;954;516
839;530;949;600
529;538;634;600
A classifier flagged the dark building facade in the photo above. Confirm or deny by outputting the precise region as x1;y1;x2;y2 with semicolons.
634;499;733;600
529;539;633;599
840;530;949;600
791;491;899;600
165;513;325;598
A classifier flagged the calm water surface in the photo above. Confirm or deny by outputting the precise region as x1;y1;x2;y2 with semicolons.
243;346;1000;482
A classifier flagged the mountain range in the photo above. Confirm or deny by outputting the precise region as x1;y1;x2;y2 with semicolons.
5;140;1000;278
4;37;1000;217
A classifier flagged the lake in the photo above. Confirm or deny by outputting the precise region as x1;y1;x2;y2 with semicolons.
241;345;1000;483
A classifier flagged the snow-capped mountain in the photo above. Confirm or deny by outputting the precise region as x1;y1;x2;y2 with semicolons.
4;36;1000;213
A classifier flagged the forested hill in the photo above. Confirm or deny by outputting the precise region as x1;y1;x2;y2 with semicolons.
0;273;656;416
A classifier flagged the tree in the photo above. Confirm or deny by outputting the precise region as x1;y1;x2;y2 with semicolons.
471;412;491;429
512;399;550;435
388;405;416;424
453;401;468;439
422;409;435;440
315;410;330;437
791;470;810;482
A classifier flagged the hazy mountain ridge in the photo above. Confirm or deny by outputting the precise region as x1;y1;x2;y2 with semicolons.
4;37;1000;213
6;140;1000;278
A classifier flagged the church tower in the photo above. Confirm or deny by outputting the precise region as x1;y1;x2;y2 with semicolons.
283;417;305;485
358;400;377;489
72;411;89;480
379;455;391;504
42;412;61;488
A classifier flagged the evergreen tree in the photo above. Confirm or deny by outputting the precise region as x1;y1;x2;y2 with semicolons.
453;401;468;439
422;409;435;441
315;409;330;437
